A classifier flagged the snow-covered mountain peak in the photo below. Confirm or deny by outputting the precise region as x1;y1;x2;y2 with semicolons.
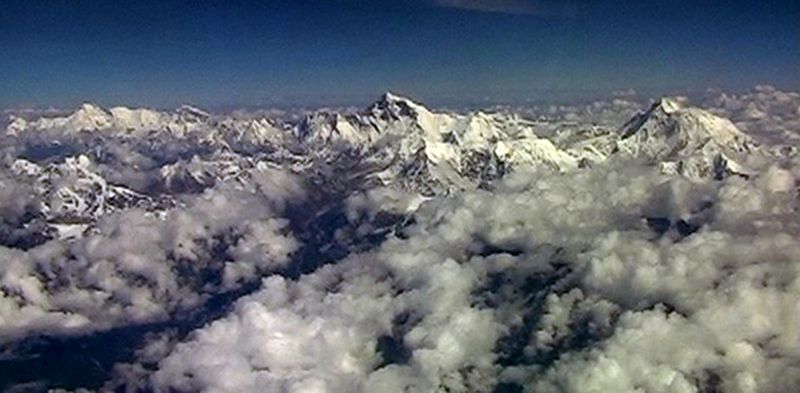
620;97;752;144
380;91;417;106
617;98;760;179
652;97;683;114
363;92;462;142
108;106;166;130
368;92;433;120
78;102;106;114
66;102;114;131
4;91;784;189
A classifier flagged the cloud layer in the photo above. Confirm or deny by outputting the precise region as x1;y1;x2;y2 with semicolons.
149;162;800;392
1;85;799;392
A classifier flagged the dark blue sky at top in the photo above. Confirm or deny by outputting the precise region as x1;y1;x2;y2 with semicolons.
0;0;798;108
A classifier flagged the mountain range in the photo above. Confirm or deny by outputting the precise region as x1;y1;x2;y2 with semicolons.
4;93;787;228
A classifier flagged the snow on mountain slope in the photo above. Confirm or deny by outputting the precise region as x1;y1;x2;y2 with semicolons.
7;103;166;134
7;103;234;143
11;155;166;224
364;92;456;137
108;107;168;131
616;98;761;179
159;151;254;193
495;138;579;171
5;92;784;197
6;103;111;134
4;94;783;232
57;103;114;132
296;93;583;194
292;111;378;153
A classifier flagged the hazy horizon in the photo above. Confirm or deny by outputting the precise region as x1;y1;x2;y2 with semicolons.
2;0;798;108
1;84;791;114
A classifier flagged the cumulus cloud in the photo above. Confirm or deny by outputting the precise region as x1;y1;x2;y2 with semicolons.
0;172;39;223
0;161;303;341
149;161;800;392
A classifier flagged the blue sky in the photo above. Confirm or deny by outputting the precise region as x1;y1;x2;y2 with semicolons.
1;0;798;108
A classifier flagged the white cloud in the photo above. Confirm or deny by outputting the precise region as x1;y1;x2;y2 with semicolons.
701;85;800;146
149;161;800;392
0;162;303;341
